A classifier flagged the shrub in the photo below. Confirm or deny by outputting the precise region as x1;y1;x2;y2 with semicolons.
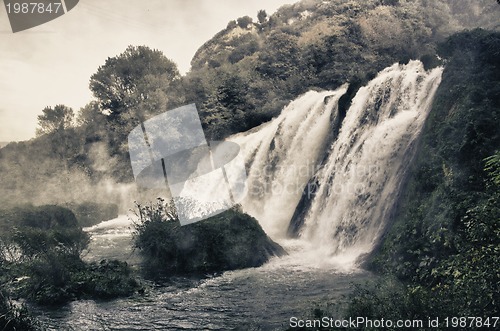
74;259;140;300
0;205;140;306
19;255;140;305
237;16;253;29
0;289;40;330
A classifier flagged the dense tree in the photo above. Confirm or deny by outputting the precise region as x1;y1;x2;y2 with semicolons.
257;9;267;24
76;101;108;144
256;32;300;80
89;46;181;179
76;101;105;127
89;45;180;120
201;73;254;139
237;16;253;29
35;105;74;137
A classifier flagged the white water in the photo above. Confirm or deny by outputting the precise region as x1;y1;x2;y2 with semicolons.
235;60;443;264
232;86;348;238
83;214;140;263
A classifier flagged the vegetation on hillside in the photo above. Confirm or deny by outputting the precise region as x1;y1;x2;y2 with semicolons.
185;0;499;139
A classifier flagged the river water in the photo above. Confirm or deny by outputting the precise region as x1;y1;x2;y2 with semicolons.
35;215;370;331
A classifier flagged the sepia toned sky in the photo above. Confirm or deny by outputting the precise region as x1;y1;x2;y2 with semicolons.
0;0;296;142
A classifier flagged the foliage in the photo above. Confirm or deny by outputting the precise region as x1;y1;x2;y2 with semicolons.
200;73;256;139
0;205;140;306
12;225;89;259
82;259;140;299
0;289;40;330
19;251;87;305
89;45;181;174
36;104;74;137
0;125;112;206
0;205;89;259
17;254;140;305
237;16;253;29
89;45;180;118
132;199;285;278
257;10;267;24
76;101;109;144
186;0;499;141
485;151;500;186
1;204;79;229
344;278;461;331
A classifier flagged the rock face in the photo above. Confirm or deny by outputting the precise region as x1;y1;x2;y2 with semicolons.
134;207;286;276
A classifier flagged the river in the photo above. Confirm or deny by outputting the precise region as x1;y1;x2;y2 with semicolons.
35;215;370;331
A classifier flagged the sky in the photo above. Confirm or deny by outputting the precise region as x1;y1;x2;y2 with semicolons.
0;0;296;142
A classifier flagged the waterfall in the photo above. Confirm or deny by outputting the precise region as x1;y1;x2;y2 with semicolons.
231;86;348;238
301;61;443;258
233;61;443;263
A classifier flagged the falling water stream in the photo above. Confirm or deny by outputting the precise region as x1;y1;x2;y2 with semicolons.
37;61;443;330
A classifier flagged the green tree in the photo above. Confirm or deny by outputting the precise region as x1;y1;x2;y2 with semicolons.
257;9;267;24
76;101;108;145
76;101;105;127
237;16;253;29
35;105;74;137
201;74;253;139
89;45;180;120
89;46;180;174
257;32;300;80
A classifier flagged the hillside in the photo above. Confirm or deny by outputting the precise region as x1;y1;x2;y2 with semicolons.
183;0;500;139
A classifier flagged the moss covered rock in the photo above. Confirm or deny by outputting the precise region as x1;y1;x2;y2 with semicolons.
133;203;286;277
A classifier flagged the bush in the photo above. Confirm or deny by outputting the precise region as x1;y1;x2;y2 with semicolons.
0;289;40;330
0;205;79;230
19;252;86;305
237;16;253;29
19;254;140;305
345;279;445;330
0;205;90;260
74;259;141;300
0;205;141;306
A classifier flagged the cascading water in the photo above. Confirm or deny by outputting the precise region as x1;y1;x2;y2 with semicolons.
301;61;443;259
235;60;443;264
231;86;348;238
